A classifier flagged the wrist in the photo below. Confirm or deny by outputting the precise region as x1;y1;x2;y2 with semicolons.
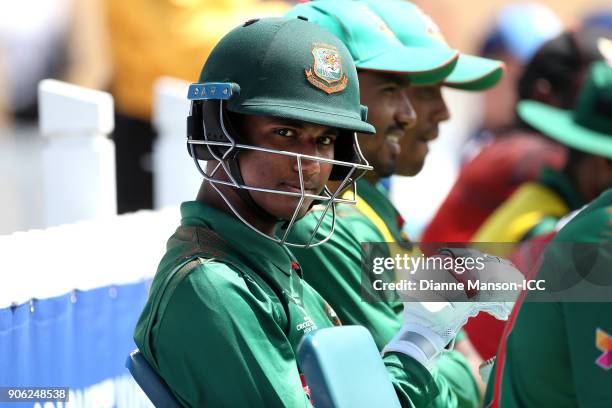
383;324;447;370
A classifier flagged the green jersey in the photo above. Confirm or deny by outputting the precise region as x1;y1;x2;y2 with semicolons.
484;188;612;407
134;201;443;407
290;180;480;408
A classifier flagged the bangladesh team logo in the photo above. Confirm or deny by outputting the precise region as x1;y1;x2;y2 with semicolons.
305;44;348;94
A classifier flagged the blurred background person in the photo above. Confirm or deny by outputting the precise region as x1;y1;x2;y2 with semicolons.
473;2;562;149
401;6;610;361
103;0;289;214
0;0;109;130
461;29;610;360
484;61;612;407
388;2;562;237
471;16;612;245
0;0;73;129
473;59;612;245
0;0;111;235
423;25;609;245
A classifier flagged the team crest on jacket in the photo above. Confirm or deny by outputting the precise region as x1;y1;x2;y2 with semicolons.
305;44;348;94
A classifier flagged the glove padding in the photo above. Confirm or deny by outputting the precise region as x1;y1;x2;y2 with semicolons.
384;248;524;369
438;248;524;320
384;301;494;369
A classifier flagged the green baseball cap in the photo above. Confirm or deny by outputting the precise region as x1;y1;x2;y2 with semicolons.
200;17;375;134
517;61;612;159
365;0;504;90
285;0;459;83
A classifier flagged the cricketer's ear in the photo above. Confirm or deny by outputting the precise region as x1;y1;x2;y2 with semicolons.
187;99;242;161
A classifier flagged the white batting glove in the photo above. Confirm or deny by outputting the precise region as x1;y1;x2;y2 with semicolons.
384;249;523;369
383;301;479;369
437;248;524;320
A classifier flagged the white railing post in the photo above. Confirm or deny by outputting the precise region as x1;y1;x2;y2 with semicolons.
38;79;116;227
152;77;202;209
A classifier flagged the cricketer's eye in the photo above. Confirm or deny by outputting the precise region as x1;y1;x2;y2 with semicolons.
318;134;337;146
381;84;400;95
275;128;296;138
415;86;439;99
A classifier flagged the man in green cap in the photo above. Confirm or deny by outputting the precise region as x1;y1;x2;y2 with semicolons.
365;0;504;178
132;15;510;407
366;0;506;394
473;59;612;246
132;16;378;406
286;0;505;406
425;27;610;360
484;63;612;406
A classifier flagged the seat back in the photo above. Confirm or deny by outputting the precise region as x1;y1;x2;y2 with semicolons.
125;349;181;407
297;326;401;408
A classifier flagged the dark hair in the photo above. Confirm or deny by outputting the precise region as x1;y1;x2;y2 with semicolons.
517;29;607;107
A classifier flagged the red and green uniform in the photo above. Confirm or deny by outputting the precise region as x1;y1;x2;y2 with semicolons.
484;188;612;407
422;131;566;243
472;167;583;246
290;179;480;408
465;167;583;359
134;201;444;407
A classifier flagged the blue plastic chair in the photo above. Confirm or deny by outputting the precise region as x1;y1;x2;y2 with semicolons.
297;325;401;408
125;349;181;407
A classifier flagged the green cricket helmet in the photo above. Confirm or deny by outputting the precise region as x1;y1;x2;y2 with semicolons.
186;17;374;247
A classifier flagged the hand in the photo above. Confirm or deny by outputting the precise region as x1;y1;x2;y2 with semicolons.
384;248;523;369
384;300;496;369
437;248;524;320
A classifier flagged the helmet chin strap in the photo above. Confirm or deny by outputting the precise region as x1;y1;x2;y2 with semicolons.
220;104;313;227
226;151;327;231
194;99;319;229
226;153;282;225
278;195;326;231
189;94;371;247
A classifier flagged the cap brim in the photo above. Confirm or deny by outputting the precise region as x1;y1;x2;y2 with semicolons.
444;54;505;91
518;100;612;159
357;46;459;84
234;104;376;134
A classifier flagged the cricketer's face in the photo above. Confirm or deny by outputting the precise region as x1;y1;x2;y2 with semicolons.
396;84;450;176
236;115;338;220
356;71;416;179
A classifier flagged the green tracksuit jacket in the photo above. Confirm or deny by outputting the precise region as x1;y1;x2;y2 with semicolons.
484;188;612;407
134;201;442;407
290;180;480;408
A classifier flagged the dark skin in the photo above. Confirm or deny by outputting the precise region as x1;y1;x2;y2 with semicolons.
356;71;417;183
358;72;487;401
482;53;522;130
567;153;612;203
396;83;450;176
393;84;482;398
197;114;338;236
